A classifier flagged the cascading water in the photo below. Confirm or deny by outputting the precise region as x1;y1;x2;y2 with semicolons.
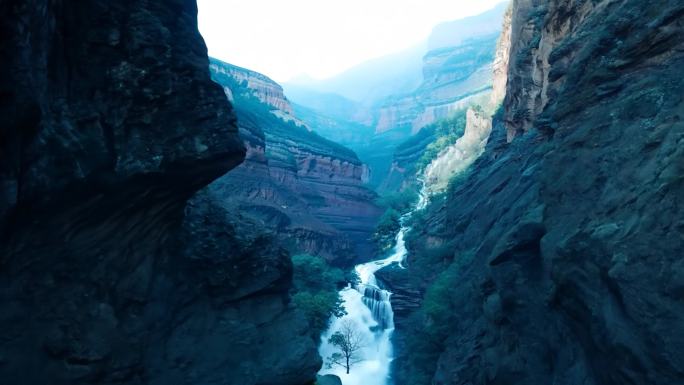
318;184;427;385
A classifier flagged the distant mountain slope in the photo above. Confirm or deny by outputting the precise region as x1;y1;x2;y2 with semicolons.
285;86;374;126
375;33;498;135
292;102;376;151
284;1;508;106
284;43;426;106
428;1;509;50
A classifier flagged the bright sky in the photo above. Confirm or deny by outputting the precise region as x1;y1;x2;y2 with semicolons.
198;0;506;82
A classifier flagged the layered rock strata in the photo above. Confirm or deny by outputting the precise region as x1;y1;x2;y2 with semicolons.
375;35;498;135
209;58;382;264
391;0;684;384
0;1;319;384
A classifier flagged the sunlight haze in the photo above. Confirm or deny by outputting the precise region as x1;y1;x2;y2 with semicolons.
198;0;508;82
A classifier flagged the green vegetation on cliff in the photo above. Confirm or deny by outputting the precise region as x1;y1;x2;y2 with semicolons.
373;189;418;251
209;58;360;163
373;209;401;252
372;110;469;253
410;110;468;173
291;254;346;337
387;109;469;193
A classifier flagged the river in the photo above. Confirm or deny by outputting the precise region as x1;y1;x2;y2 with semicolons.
317;186;427;385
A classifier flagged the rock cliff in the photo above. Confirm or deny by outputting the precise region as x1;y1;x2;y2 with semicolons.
379;134;432;193
0;1;319;384
423;107;492;193
390;0;684;384
365;6;506;190
211;60;295;114
491;4;513;106
209;58;382;264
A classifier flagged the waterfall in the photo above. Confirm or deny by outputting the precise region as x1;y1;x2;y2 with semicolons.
361;285;393;330
318;184;426;385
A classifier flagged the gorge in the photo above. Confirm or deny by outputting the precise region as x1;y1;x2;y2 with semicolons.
1;0;683;385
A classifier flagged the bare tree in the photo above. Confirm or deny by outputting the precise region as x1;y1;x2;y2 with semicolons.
327;319;365;374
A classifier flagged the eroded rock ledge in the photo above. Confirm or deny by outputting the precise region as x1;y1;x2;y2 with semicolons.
0;1;319;384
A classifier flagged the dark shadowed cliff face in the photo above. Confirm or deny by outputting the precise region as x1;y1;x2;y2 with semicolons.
0;0;244;221
0;1;318;384
389;0;684;384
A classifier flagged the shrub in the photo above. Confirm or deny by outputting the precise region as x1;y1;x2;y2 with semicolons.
376;188;418;214
373;188;419;251
292;254;344;291
372;208;402;252
415;111;468;172
291;254;346;337
512;106;531;123
293;291;345;335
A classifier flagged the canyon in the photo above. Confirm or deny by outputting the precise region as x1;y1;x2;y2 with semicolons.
0;0;682;385
286;3;508;189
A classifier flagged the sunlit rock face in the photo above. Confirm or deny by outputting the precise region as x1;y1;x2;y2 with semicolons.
209;59;383;264
415;7;512;195
373;2;508;136
423;107;493;193
491;4;513;106
0;1;320;384
393;0;684;384
373;36;499;191
211;60;295;114
502;0;598;140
